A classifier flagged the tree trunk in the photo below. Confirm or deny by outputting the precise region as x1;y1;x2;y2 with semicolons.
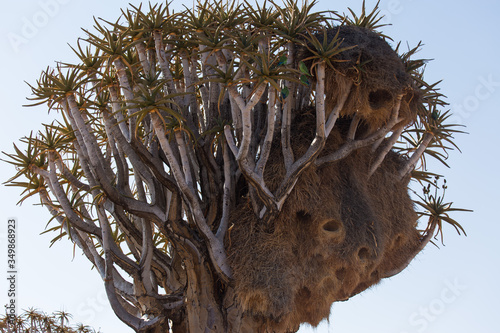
180;256;276;333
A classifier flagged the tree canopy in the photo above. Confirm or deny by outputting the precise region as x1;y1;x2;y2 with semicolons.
1;308;101;333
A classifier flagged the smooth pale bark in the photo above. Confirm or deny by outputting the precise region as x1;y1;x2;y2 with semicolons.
369;125;405;177
316;95;404;166
398;132;435;180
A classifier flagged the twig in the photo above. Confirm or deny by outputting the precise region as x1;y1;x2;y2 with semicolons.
398;132;434;180
216;143;232;241
368;125;405;177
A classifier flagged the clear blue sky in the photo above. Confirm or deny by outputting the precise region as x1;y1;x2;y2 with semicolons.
0;1;498;332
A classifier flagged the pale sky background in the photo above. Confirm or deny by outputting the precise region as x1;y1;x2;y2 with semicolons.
0;0;498;332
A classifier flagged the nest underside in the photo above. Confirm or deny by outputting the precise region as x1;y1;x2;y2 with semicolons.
228;124;420;330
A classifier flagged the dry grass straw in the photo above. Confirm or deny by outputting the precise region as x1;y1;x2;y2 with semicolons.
227;25;422;331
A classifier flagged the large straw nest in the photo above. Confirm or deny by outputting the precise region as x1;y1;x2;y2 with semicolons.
227;26;423;331
228;112;421;330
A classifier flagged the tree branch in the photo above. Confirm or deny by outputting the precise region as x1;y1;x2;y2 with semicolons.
325;81;352;137
255;86;277;177
216;142;232;241
316;95;404;166
151;112;232;281
398;132;434;180
368;125;405;177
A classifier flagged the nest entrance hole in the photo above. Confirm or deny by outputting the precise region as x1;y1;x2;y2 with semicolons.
357;247;371;260
322;219;342;233
368;89;392;110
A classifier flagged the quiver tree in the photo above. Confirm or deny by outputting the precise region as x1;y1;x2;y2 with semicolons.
3;1;468;332
1;308;100;333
